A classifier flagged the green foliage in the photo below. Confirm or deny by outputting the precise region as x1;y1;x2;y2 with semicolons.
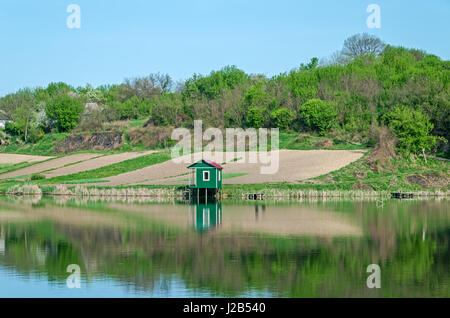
299;57;319;70
183;66;249;98
5;122;22;136
117;96;152;120
45;82;75;97
1;35;449;157
300;99;337;135
383;105;440;154
247;105;268;128
270;107;294;130
244;82;269;107
0;132;68;155
45;95;84;132
183;65;249;100
149;93;183;126
30;174;46;180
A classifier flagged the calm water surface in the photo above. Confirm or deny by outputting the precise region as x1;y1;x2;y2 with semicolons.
0;196;448;297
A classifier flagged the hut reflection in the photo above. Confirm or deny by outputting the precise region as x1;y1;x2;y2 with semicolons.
191;202;222;232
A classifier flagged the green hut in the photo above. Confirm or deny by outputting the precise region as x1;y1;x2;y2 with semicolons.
187;159;223;200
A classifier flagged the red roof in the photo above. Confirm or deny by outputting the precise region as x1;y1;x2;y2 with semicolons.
204;159;223;170
187;159;224;169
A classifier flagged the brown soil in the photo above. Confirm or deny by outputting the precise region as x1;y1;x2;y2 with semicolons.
0;153;99;179
127;126;172;148
314;139;333;149
55;132;123;153
406;173;450;189
98;150;366;186
0;154;53;165
42;151;157;178
352;181;374;191
367;126;397;171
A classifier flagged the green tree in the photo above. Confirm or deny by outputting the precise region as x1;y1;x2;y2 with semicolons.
300;99;337;135
271;107;294;130
5;89;38;141
45;95;84;132
183;65;249;100
244;82;269;107
45;82;75;97
383;105;440;154
247;106;268;128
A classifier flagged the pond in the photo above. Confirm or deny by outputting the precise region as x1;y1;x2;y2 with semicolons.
0;196;448;297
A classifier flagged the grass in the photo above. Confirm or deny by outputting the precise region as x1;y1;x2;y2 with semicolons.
0;163;30;175
0;133;68;156
129;118;147;128
39;151;172;184
0;129;367;158
308;156;449;192
27;151;450;194
0;158;57;176
278;132;368;151
61;178;110;184
223;173;247;179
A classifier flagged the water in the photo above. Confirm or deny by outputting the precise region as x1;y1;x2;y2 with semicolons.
0;196;448;298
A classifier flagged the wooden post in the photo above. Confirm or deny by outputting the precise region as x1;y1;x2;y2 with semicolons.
422;148;427;163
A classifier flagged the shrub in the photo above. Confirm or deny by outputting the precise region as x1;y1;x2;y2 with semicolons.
271;107;294;130
383;105;441;155
247;106;268;128
5;121;22;136
300;99;337;135
45;95;84;132
30;174;46;180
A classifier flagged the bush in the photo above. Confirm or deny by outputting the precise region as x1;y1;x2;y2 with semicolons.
383;105;441;155
300;99;337;135
247;106;268;128
5;121;22;136
148;94;183;126
271;107;294;130
30;174;46;180
118;96;152;119
27;126;45;143
45;95;84;132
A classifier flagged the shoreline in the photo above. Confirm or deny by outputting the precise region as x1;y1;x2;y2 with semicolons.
1;183;448;200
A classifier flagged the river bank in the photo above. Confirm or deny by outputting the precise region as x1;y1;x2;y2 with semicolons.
1;183;448;200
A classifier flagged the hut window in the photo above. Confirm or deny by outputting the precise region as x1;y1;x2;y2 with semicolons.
218;171;221;181
203;170;210;181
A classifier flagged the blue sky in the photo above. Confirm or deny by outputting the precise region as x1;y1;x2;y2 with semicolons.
0;0;449;96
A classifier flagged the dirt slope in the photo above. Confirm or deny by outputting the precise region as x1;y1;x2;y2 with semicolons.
0;154;53;165
42;150;157;178
99;150;366;186
0;153;99;179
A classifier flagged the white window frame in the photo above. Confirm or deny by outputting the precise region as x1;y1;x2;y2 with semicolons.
218;170;221;181
203;170;210;181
